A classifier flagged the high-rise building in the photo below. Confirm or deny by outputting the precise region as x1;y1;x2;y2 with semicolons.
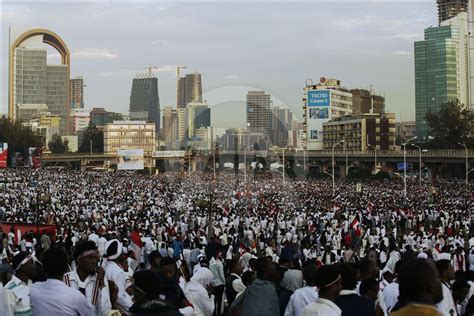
177;108;188;143
415;12;470;139
17;104;48;122
162;106;179;149
70;76;84;109
351;89;385;114
177;72;203;108
270;107;293;148
246;91;271;134
187;102;211;140
47;65;69;135
437;0;468;24
9;28;70;135
129;76;160;132
303;78;353;150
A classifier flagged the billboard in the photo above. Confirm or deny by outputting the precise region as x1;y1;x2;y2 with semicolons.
28;147;42;169
397;163;409;171
118;149;144;170
309;107;329;119
0;143;7;168
152;150;185;158
307;90;330;107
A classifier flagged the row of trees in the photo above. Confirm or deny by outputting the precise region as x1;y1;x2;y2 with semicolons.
424;99;473;148
47;124;104;154
0;117;42;160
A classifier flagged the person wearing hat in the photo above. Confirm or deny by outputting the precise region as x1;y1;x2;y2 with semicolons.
2;252;36;316
302;265;342;316
63;241;111;316
103;239;133;314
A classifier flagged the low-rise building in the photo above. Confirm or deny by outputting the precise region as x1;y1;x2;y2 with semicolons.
90;107;123;126
322;113;396;151
395;121;417;143
70;108;90;135
103;120;156;154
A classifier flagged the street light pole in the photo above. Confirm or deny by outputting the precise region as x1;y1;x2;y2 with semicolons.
459;142;468;188
244;146;247;184
403;136;417;199
411;144;422;186
367;136;377;174
332;140;344;197
303;149;306;176
282;148;286;186
345;142;348;176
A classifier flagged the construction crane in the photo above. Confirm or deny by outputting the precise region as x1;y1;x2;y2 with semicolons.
118;65;188;106
119;66;162;77
172;66;187;106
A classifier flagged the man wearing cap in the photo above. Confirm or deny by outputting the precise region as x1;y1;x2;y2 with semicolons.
2;252;37;316
302;265;342;316
103;239;133;314
64;241;111;316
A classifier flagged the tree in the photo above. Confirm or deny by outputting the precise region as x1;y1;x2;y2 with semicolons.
48;134;69;154
425;99;474;148
79;124;104;153
0;116;43;165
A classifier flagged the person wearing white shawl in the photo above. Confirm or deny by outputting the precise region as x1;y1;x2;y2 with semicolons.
184;268;215;316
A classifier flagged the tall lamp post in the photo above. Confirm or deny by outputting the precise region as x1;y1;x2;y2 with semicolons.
410;143;422;185
366;142;377;175
332;140;344;196
303;149;306;176
402;136;417;199
459;142;468;188
282;148;286;186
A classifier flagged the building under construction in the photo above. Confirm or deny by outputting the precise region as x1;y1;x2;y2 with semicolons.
437;0;468;24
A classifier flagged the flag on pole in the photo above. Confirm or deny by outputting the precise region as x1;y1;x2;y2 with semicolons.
350;216;360;230
130;230;143;264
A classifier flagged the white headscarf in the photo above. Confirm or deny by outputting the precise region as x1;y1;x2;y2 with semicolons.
280;269;303;292
190;267;214;287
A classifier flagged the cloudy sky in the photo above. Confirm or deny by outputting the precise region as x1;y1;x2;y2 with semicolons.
1;0;437;129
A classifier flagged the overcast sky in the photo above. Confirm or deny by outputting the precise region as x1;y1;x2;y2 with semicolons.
1;0;437;129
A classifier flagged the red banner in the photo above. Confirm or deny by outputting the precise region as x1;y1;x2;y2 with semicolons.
0;143;7;168
1;222;57;241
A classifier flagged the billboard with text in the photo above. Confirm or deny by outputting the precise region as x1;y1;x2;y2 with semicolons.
118;149;144;170
307;90;330;107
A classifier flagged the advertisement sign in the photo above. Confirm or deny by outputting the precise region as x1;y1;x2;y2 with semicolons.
307;90;330;107
118;149;144;170
0;143;7;168
28;147;42;169
397;163;409;171
309;107;329;119
152;150;185;158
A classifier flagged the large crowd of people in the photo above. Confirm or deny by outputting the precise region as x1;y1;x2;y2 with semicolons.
0;168;473;316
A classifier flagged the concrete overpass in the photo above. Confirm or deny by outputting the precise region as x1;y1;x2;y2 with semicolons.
41;149;472;176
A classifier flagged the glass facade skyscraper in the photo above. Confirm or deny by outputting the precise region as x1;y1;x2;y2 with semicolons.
129;77;160;132
414;13;469;139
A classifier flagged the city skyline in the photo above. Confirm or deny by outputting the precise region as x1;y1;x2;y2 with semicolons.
1;1;437;129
